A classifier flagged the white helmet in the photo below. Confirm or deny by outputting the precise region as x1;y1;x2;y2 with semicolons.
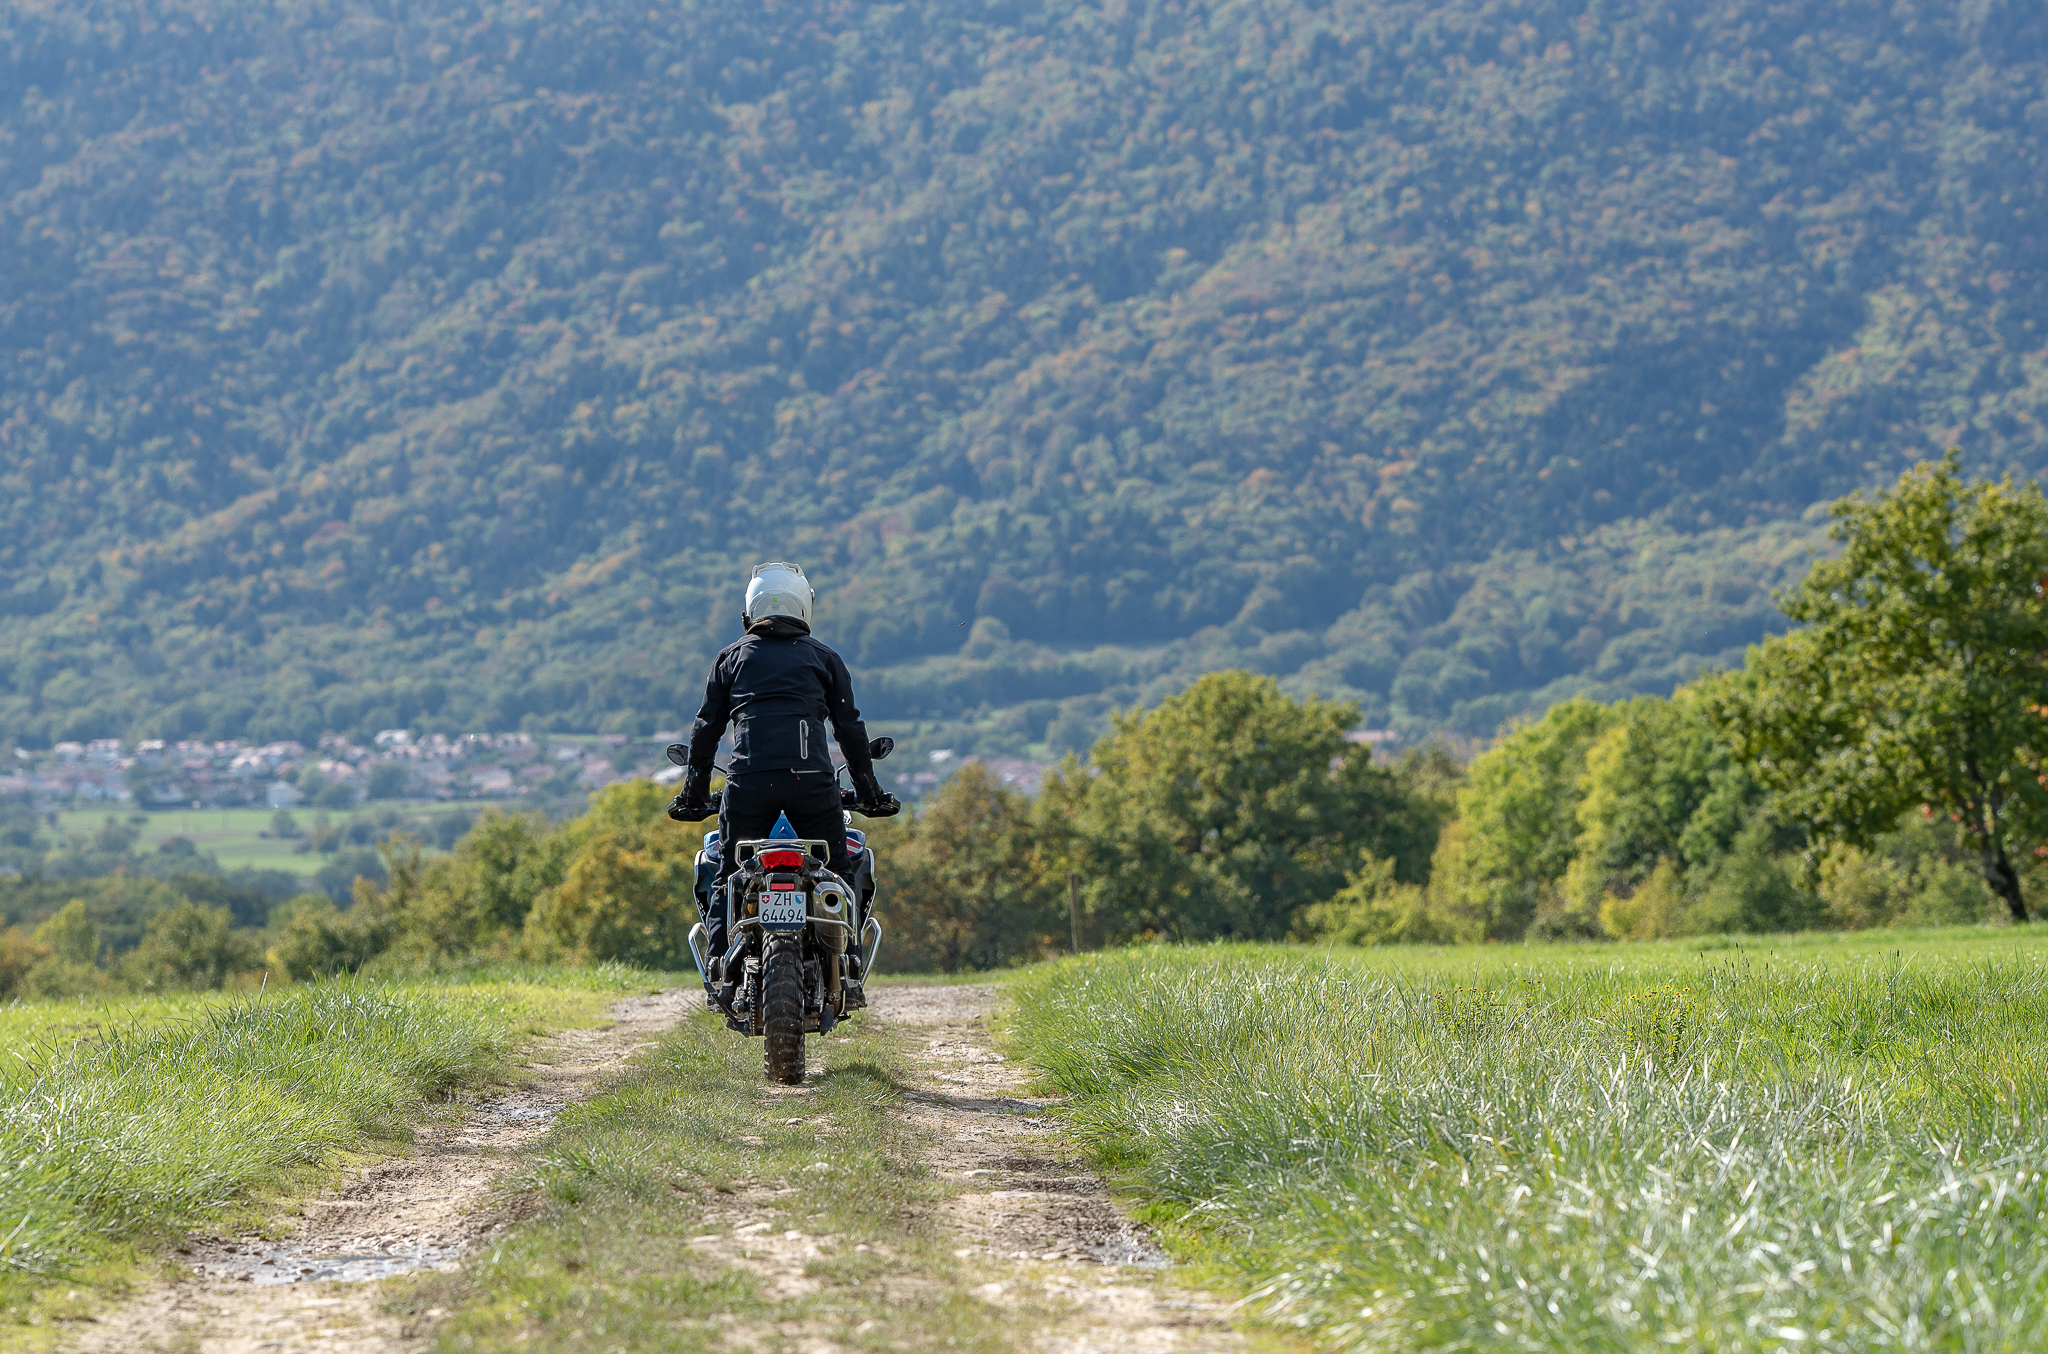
744;561;814;629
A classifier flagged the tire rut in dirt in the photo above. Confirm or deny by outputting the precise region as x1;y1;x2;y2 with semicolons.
762;935;806;1084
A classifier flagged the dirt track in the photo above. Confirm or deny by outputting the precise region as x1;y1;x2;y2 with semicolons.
60;985;1239;1353
875;984;1243;1352
64;990;695;1354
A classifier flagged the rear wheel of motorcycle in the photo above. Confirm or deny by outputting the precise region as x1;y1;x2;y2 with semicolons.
761;936;806;1085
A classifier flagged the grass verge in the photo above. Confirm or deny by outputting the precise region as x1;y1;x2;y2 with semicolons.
404;1007;1024;1352
1007;927;2048;1352
0;964;665;1336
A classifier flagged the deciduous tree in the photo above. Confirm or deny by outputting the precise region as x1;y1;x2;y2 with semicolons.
1426;699;1614;940
1040;672;1442;943
1716;452;2048;921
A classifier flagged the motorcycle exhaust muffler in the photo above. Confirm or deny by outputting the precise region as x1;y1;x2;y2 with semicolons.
811;881;851;1009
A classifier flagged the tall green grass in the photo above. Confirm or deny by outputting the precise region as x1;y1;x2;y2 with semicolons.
0;973;634;1305
1009;929;2048;1352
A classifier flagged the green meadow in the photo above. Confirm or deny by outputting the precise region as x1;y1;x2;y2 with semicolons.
0;966;665;1330
1007;927;2048;1352
7;928;2048;1351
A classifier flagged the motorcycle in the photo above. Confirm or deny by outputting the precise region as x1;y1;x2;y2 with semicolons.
662;738;900;1084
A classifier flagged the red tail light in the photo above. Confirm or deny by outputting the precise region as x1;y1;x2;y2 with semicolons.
759;848;807;871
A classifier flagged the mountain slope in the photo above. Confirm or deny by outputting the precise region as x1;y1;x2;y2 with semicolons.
1;0;2042;747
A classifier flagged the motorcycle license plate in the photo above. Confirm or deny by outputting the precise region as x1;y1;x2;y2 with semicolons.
759;891;807;929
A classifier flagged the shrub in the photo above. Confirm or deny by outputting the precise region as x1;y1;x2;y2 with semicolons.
1815;815;2000;931
22;957;116;999
1597;857;1685;941
0;925;49;998
1687;819;1822;935
120;904;262;991
1295;854;1437;947
266;898;396;981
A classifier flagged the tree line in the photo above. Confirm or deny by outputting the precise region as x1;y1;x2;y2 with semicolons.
888;452;2048;957
3;453;2044;993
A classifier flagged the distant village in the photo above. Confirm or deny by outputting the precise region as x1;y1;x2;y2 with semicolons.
0;733;1053;810
0;732;682;810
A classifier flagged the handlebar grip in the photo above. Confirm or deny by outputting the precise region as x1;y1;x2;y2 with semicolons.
839;788;900;817
667;790;722;823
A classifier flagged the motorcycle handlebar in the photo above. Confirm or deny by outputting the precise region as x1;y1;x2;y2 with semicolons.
668;789;722;823
840;788;902;818
670;788;901;824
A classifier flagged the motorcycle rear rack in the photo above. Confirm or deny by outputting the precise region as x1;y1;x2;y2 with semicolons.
730;837;832;868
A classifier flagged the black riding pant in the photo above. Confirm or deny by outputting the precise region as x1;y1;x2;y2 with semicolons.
715;770;850;887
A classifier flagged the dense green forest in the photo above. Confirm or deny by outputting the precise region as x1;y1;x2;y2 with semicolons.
1;0;2043;747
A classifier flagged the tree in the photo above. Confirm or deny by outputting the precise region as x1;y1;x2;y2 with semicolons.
121;903;260;990
1425;699;1615;940
21;899;116;997
876;764;1056;972
266;897;395;981
374;810;573;959
0;799;39;876
1039;672;1429;943
520;780;706;968
1293;854;1438;947
1716;452;2048;921
366;762;410;800
1564;684;1761;925
33;899;99;965
0;925;47;998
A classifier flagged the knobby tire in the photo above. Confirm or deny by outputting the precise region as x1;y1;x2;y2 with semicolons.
762;935;806;1085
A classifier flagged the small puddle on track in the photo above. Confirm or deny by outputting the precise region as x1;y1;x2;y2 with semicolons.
191;1242;466;1285
185;1092;571;1286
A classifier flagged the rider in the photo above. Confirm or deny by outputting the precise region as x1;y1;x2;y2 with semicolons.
672;562;893;923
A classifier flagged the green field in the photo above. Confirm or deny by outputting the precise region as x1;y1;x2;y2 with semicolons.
0;965;666;1329
8;929;2045;1351
1007;927;2048;1352
50;802;516;877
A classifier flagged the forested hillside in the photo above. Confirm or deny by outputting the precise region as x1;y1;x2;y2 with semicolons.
2;0;2042;749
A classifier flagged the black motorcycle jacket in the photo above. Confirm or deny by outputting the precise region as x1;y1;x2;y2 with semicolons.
685;619;878;784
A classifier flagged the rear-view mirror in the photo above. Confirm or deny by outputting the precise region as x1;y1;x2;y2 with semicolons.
868;737;894;761
664;743;689;767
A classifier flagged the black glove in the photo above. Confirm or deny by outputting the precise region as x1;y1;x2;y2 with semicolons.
851;772;901;817
668;769;714;822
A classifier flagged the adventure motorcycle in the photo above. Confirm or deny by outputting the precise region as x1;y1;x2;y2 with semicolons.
663;738;900;1084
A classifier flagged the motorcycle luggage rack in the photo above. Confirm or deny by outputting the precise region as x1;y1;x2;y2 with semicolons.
732;838;832;868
